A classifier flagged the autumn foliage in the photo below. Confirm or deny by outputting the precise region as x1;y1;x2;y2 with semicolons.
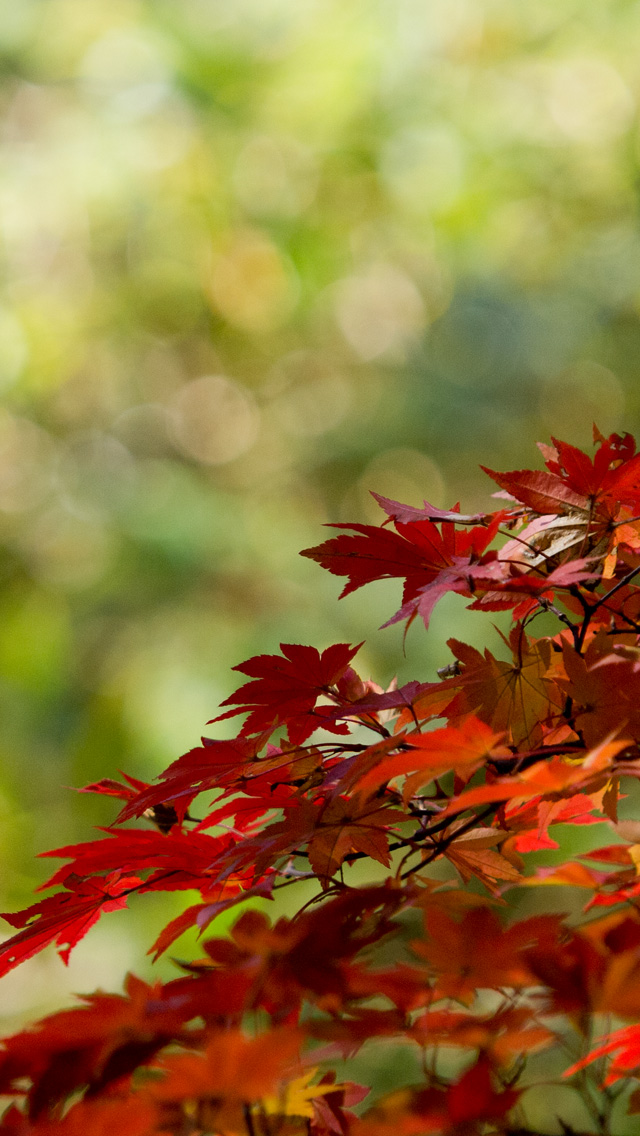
6;429;640;1133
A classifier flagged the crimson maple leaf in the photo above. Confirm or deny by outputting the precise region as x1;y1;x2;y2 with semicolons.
213;641;362;743
0;872;143;977
302;512;506;630
544;430;640;509
38;827;235;891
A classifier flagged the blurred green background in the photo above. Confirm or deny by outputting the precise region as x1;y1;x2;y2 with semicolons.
1;0;640;1018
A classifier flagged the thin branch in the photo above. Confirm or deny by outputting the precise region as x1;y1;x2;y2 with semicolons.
243;1104;257;1136
588;563;640;615
401;804;498;879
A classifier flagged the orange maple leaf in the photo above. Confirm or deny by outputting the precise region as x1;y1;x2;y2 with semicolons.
307;798;406;884
352;718;505;802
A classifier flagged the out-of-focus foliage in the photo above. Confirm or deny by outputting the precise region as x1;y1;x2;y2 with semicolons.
1;0;640;1012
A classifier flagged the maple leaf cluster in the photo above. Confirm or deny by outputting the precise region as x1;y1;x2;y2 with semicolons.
5;429;640;1134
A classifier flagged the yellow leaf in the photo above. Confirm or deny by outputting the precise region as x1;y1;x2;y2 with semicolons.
629;844;640;874
263;1068;343;1120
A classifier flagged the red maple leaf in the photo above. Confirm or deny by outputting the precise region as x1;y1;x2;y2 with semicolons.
0;973;193;1115
544;430;640;509
0;872;143;976
115;734;262;824
302;513;505;630
213;642;362;743
38;827;236;892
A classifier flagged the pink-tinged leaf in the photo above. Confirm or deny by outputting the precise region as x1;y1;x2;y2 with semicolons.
480;466;588;514
371;492;491;525
543;558;601;586
380;565;474;631
78;772;150;802
333;679;438;719
470;559;600;614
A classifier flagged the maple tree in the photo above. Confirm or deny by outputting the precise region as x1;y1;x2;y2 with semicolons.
6;430;640;1133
